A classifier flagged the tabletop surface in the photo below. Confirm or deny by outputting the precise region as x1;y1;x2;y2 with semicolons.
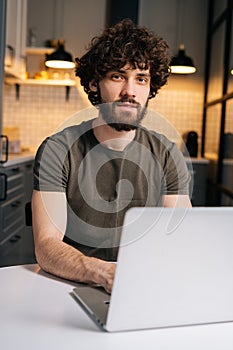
0;264;233;350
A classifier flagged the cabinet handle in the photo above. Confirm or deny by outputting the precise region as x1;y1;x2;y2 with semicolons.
12;166;24;173
9;234;21;243
26;163;34;169
0;134;9;164
11;200;22;208
5;45;15;67
0;173;7;201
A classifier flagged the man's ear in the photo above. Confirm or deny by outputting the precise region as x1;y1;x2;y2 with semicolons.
89;79;98;92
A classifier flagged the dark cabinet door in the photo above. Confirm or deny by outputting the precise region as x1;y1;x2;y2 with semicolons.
0;160;36;267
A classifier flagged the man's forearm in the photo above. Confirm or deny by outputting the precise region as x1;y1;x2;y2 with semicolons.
35;236;115;292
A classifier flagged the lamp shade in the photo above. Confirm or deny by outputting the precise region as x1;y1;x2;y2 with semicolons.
45;43;75;69
170;44;196;74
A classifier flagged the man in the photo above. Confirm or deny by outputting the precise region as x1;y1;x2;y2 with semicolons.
32;19;191;293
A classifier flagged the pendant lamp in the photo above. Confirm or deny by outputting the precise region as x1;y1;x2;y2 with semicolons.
45;40;75;69
170;44;196;74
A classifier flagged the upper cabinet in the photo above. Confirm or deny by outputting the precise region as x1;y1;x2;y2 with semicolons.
5;0;27;79
4;0;76;91
5;0;107;89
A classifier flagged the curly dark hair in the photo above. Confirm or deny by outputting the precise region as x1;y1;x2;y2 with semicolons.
75;19;171;106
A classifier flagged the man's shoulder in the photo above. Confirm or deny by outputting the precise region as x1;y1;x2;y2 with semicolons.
43;118;94;146
53;118;94;138
35;118;95;160
137;125;174;149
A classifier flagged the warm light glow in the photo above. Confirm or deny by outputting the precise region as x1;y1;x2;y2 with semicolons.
170;65;197;74
231;69;233;75
45;60;75;69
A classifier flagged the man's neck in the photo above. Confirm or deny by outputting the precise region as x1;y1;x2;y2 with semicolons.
92;116;136;151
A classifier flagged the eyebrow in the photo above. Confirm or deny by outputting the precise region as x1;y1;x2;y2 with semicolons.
137;73;151;77
115;69;151;77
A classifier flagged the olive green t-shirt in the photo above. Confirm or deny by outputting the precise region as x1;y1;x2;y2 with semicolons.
34;118;190;261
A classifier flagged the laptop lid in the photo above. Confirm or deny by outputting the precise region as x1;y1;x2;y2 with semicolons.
106;207;233;331
73;207;233;332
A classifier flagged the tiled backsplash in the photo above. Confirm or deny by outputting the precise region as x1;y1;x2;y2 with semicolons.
3;79;90;150
3;76;204;153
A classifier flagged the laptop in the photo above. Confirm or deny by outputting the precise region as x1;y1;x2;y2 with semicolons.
72;207;233;332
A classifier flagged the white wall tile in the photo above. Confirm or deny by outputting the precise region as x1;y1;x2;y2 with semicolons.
3;76;205;154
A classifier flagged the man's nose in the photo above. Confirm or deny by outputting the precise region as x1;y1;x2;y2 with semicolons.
120;80;136;98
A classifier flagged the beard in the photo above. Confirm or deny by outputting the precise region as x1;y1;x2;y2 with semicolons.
99;97;148;132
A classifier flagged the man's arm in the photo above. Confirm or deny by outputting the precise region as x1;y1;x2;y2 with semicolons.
162;194;192;207
31;190;115;293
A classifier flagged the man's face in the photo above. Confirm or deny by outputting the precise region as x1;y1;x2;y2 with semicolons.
91;65;151;131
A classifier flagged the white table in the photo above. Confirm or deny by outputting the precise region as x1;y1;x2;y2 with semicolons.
0;264;233;350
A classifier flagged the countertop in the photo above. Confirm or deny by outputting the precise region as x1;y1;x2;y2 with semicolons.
0;152;208;167
185;157;209;164
205;153;233;165
0;264;233;350
0;150;35;167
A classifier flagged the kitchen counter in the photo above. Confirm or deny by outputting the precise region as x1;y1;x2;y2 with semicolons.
205;153;233;165
1;152;209;168
185;157;209;164
1;153;209;167
0;264;233;350
0;150;35;167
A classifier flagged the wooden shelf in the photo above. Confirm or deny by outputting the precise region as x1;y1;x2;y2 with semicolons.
26;47;54;55
5;77;76;87
4;77;76;101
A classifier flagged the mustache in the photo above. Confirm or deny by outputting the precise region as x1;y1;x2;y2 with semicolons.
114;96;140;106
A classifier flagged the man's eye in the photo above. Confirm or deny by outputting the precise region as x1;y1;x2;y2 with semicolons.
138;77;149;84
111;74;123;81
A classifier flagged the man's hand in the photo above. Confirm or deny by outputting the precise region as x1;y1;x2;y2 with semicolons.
90;259;116;294
102;262;116;293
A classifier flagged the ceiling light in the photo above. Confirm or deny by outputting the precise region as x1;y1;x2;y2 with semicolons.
45;41;75;69
170;44;196;74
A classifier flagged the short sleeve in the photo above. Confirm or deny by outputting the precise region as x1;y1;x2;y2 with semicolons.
33;137;69;192
163;143;191;195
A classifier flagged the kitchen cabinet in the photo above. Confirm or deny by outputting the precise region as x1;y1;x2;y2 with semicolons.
221;159;233;205
0;0;6;144
207;158;233;206
186;159;209;206
4;0;27;79
0;158;36;267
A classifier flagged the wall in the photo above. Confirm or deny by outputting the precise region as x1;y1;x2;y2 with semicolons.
3;81;91;150
139;0;208;77
3;0;208;154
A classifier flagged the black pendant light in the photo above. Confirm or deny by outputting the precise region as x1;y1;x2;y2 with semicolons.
45;40;75;69
170;44;196;74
